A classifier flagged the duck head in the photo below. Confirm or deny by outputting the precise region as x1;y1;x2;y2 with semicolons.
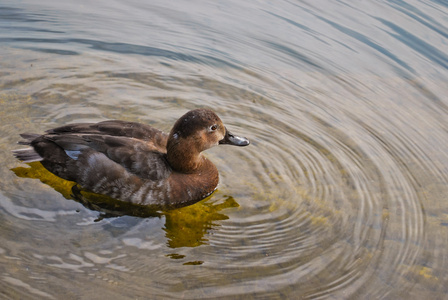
166;109;249;173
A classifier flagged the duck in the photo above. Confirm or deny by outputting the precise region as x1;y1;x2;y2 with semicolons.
13;109;250;208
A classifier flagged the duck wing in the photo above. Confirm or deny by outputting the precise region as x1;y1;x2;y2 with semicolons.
44;133;170;181
46;120;168;152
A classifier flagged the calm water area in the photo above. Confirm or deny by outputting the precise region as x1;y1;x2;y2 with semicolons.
1;0;447;299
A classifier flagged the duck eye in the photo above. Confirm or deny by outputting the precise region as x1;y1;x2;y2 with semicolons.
209;124;218;131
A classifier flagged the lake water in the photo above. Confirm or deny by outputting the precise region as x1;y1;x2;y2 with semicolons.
1;0;447;299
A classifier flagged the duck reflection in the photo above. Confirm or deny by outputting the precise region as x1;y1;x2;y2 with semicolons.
11;162;239;248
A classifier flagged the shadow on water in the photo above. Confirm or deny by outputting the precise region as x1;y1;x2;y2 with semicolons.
11;162;239;249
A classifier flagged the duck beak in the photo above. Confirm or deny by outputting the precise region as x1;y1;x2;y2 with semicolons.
219;128;250;146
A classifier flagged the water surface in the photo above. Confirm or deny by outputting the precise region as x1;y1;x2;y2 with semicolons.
1;0;447;299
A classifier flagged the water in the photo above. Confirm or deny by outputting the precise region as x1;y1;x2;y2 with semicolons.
1;0;447;299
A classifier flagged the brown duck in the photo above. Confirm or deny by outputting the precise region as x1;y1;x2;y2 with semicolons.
13;109;249;208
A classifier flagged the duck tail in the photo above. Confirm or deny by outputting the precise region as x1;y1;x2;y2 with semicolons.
12;148;43;163
13;133;43;163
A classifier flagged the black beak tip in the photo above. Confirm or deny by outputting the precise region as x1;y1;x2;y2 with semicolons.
219;130;250;146
230;137;250;146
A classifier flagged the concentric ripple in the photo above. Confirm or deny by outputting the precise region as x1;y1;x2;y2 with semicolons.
196;72;438;298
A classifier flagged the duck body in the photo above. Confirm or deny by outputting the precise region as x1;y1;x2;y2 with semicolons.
13;109;249;208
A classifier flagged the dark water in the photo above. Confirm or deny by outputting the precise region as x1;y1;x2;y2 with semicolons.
1;0;447;299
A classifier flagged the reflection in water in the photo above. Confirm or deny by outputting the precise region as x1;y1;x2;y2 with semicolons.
164;197;239;249
12;162;75;200
11;162;238;249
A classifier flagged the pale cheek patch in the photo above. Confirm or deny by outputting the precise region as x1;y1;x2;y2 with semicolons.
200;130;221;148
